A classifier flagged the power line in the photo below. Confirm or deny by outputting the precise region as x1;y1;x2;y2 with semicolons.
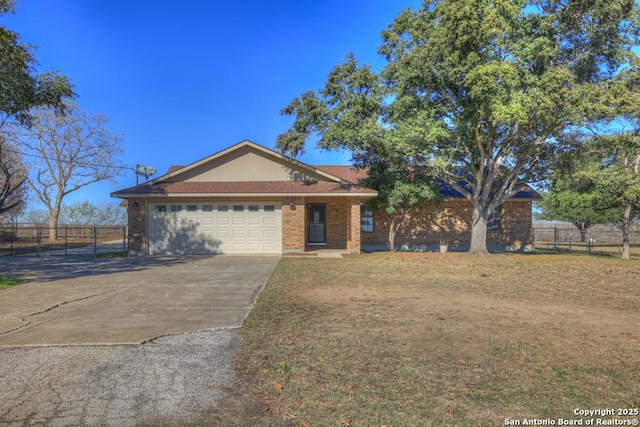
1;146;133;171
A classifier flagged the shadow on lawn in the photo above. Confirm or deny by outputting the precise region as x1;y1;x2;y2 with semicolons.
499;248;630;259
0;255;198;283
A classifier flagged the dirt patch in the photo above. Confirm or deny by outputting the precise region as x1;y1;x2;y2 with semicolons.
299;285;640;364
222;252;640;426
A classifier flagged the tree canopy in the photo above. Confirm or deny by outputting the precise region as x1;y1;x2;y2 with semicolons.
539;155;621;241
0;1;74;128
19;101;124;240
0;0;74;221
276;0;640;254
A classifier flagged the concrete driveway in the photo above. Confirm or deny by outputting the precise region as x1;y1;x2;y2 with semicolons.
0;255;279;346
0;255;279;426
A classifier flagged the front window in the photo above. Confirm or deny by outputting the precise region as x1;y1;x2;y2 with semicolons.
361;207;374;233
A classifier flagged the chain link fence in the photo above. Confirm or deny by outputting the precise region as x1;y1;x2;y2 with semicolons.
532;227;640;257
0;225;126;257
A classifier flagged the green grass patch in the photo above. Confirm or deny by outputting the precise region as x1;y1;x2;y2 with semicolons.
0;276;22;289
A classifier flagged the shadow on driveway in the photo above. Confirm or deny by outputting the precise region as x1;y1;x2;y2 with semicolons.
0;255;193;282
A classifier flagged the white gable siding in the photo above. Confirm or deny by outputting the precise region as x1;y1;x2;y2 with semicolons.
165;146;329;183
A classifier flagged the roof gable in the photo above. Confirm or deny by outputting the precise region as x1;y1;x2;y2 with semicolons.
111;140;378;198
153;140;347;185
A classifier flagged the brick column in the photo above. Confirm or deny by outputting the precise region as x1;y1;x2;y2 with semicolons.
127;198;147;255
347;197;361;253
282;197;306;253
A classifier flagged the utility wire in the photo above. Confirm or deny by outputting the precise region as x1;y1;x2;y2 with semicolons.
2;146;134;171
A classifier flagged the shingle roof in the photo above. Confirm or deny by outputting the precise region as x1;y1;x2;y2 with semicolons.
166;166;184;174
315;166;369;184
111;180;377;197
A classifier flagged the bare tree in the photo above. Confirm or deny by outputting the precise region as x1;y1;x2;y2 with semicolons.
0;135;26;218
20;101;124;241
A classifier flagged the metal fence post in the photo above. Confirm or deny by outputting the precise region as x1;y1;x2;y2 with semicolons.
122;226;127;255
531;228;535;250
586;229;592;254
92;227;97;256
64;226;68;256
37;227;41;256
554;227;559;251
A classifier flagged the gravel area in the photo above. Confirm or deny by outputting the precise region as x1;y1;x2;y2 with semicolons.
0;329;239;426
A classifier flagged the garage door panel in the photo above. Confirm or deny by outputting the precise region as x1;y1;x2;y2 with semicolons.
262;243;276;251
149;202;281;254
263;217;275;225
231;243;245;251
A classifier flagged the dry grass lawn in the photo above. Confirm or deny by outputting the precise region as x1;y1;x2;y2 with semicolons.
214;252;640;426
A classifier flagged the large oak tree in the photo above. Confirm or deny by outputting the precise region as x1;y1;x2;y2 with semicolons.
276;0;639;254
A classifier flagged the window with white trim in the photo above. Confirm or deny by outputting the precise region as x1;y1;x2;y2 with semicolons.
360;207;374;233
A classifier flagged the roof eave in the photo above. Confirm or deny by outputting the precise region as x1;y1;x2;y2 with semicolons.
111;191;378;199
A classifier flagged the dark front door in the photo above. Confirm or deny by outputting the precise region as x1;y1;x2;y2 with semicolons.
307;204;326;245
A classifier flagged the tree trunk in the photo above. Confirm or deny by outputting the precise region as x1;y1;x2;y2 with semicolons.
578;227;586;242
49;206;60;242
388;214;400;253
469;203;490;255
621;203;631;260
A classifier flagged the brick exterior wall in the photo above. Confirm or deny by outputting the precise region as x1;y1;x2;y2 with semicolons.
127;197;147;255
280;197;366;253
361;200;533;251
125;195;530;254
347;197;361;253
498;200;533;247
282;196;306;252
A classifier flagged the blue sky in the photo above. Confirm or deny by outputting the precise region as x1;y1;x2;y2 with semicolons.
3;0;423;205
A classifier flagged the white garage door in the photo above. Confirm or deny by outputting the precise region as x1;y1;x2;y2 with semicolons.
148;201;282;254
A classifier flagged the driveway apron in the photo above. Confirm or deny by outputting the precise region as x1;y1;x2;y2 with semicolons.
0;255;279;346
0;255;279;426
